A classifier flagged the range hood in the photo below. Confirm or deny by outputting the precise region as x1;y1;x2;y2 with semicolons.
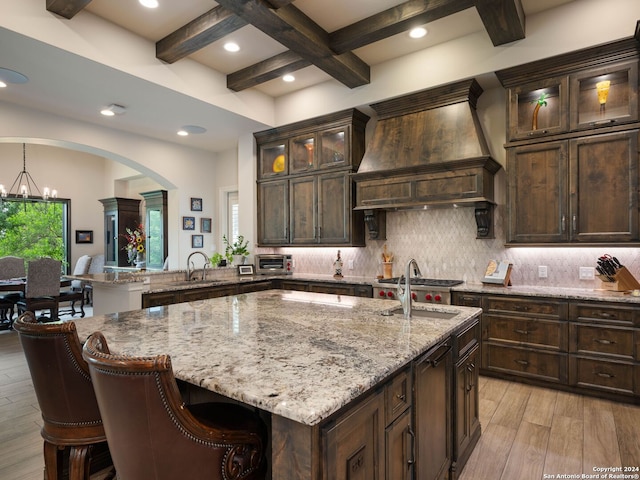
353;78;501;213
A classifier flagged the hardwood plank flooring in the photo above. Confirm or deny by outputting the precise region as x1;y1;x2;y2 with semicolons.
460;376;640;480
2;329;640;479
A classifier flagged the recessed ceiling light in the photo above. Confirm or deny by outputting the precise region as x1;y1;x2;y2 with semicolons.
224;42;240;53
177;130;189;136
178;125;207;136
283;74;295;83
100;104;126;116
409;27;427;39
139;0;159;8
0;67;29;85
0;81;6;88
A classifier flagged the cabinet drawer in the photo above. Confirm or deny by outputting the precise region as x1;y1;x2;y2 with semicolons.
569;323;636;360
455;318;480;359
485;297;566;318
569;356;638;396
484;344;567;383
485;315;567;350
452;292;482;308
570;302;636;326
385;368;412;425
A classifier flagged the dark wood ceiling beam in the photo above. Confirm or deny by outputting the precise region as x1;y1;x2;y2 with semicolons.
330;0;475;54
214;0;370;88
227;51;311;91
474;0;525;46
265;0;295;8
46;0;93;19
156;6;247;64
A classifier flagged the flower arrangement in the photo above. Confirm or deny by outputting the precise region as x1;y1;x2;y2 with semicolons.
223;234;249;263
122;223;145;265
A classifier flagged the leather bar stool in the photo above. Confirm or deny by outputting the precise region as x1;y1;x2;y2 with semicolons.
13;312;113;480
82;331;267;480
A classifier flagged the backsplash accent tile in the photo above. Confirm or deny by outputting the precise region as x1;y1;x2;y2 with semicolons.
259;207;640;288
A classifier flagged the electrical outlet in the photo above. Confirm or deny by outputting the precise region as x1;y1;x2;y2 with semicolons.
348;259;354;270
538;266;548;278
579;266;595;280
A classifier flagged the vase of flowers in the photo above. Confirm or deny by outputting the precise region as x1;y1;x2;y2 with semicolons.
122;223;145;267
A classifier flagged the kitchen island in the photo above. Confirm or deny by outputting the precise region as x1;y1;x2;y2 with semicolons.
74;289;481;479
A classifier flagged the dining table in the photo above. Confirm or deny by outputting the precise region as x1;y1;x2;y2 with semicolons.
0;277;72;329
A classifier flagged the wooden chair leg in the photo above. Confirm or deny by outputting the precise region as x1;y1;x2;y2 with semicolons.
69;445;92;480
43;441;61;480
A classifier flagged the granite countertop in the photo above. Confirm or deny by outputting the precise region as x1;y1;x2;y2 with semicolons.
454;283;640;304
74;290;480;426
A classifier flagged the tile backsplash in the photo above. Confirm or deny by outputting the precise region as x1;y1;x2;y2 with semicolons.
260;206;640;288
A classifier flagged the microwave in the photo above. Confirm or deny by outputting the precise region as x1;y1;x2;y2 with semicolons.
255;254;293;275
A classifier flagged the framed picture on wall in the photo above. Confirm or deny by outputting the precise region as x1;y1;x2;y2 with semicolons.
201;217;212;233
75;230;93;244
183;216;196;230
192;234;203;248
190;197;203;211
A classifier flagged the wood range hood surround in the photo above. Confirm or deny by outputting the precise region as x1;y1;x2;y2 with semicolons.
353;78;501;212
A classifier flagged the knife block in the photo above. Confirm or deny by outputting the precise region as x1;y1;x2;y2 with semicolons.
597;266;640;291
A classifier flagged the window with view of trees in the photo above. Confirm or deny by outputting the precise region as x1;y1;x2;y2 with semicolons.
0;199;70;272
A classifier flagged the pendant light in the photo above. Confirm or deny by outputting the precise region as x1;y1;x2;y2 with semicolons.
0;144;58;203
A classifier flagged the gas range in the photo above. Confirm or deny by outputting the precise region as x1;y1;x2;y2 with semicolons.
373;277;464;304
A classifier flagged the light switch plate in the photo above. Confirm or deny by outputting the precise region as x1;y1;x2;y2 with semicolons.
348;260;354;270
579;266;595;280
538;266;548;278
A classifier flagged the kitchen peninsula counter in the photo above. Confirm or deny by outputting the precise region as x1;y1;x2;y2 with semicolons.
74;290;481;479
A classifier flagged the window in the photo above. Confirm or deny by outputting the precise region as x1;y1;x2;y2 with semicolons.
226;191;239;244
0;199;70;272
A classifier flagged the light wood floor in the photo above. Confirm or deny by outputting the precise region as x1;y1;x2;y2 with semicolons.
2;328;640;480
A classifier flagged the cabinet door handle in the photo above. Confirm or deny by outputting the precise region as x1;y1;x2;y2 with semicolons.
572;214;577;232
595;339;616;345
428;346;451;367
515;359;529;366
514;329;529;335
527;129;548;136
596;372;614;378
514;305;529;312
396;393;406;401
597;312;616;319
407;426;416;471
591;119;615;126
561;215;566;232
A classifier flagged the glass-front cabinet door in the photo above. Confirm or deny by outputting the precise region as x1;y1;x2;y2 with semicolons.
318;126;349;169
290;134;316;174
258;141;288;179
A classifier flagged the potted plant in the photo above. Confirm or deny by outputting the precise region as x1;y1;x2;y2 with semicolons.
210;252;227;267
223;234;250;265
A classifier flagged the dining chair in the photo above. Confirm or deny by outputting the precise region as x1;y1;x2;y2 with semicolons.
84;254;104;306
13;312;113;480
0;256;26;325
16;258;62;321
82;331;267;480
59;254;92;318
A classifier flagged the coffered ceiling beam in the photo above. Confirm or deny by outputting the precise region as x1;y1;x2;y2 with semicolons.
330;0;475;54
227;51;311;91
474;0;526;46
156;6;247;64
46;0;93;19
214;0;370;89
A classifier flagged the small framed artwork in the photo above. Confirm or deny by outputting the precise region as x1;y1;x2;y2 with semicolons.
238;264;254;276
190;197;203;212
183;216;196;230
191;234;203;248
75;230;93;244
201;217;212;233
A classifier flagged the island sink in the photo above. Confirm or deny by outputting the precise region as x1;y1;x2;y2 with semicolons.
380;305;458;320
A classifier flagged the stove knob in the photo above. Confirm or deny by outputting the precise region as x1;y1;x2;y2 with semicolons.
411;292;417;301
425;294;432;301
379;291;386;297
387;291;394;298
435;294;442;302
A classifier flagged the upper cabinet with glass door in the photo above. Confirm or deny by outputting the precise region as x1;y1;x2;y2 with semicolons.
506;76;569;141
318;126;350;169
258;141;288;179
570;60;638;131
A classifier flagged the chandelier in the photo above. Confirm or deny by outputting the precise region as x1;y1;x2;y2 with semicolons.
0;144;58;201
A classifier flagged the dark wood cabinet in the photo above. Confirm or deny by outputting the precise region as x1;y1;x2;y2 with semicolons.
255;109;368;247
385;409;413;480
99;197;141;267
507;131;639;244
278;279;373;298
498;38;640;246
414;340;452;480
452;290;640;404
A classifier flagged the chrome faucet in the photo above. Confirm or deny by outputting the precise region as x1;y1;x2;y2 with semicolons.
187;251;210;281
397;259;423;319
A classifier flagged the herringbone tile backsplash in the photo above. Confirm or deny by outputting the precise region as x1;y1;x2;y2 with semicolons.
258;206;640;288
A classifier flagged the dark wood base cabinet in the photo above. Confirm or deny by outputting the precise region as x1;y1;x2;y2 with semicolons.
452;292;640;405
